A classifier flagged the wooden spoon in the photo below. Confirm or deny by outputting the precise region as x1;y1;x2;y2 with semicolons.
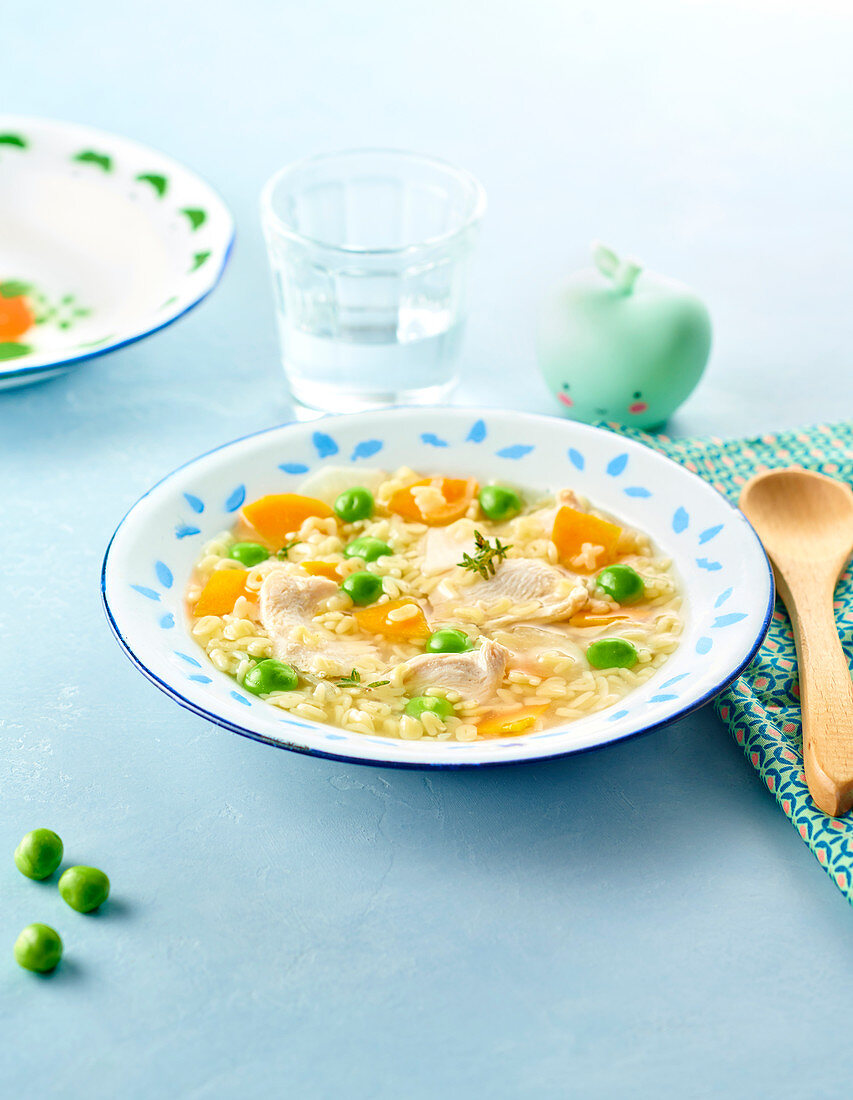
740;468;853;816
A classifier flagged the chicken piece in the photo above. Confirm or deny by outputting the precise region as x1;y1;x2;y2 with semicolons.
400;638;510;705
421;519;479;576
430;558;589;628
259;566;383;677
492;623;584;675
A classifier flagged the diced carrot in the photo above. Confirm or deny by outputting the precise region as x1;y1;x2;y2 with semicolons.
193;569;251;616
552;505;622;571
354;598;431;639
476;704;550;737
300;560;342;581
241;493;334;547
388;477;478;526
0;293;34;341
569;612;629;628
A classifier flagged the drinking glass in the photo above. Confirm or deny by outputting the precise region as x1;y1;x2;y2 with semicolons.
260;150;486;413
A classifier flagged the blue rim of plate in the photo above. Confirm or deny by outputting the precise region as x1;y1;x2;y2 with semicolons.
0;116;235;383
100;414;776;770
0;230;234;383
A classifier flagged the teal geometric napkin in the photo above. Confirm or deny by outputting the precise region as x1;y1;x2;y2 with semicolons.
615;421;853;906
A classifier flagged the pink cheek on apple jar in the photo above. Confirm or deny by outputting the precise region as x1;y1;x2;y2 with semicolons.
558;393;573;407
629;401;648;415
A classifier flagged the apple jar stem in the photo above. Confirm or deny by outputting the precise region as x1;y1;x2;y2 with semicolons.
591;241;642;295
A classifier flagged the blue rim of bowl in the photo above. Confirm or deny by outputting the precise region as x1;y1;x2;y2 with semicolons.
0;116;235;383
100;412;776;770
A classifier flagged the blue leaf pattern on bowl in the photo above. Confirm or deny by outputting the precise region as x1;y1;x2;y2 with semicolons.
175;523;201;539
183;493;204;513
313;432;339;458
279;462;309;475
467;419;487;443
155;561;173;588
351;439;383;460
224;485;246;512
713;612;748;628
131;585;160;601
699;524;723;544
496;444;534;459
672;507;689;533
568;448;584;470
421;433;448;448
606;453;628;477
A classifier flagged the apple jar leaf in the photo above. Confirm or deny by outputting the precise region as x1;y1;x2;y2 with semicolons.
536;242;712;429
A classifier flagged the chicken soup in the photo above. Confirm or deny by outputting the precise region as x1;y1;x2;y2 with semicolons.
186;467;683;741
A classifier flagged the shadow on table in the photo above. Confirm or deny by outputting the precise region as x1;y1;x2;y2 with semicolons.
261;704;774;886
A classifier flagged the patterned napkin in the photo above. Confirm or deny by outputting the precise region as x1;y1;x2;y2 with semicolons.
610;420;853;905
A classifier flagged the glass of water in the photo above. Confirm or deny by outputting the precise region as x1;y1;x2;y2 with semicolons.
260;150;486;413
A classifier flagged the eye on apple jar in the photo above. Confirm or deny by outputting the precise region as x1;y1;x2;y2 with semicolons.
260;150;486;414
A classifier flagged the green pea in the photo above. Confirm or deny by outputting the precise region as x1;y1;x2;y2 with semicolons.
14;923;63;973
58;862;109;915
344;536;392;563
596;564;645;604
404;696;455;721
341;571;383;606
228;541;269;567
14;828;63;880
479;484;523;521
425;629;472;654
244;658;299;695
334;487;374;523
586;637;639;670
58;865;110;913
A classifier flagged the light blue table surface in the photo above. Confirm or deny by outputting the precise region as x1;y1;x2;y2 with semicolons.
3;2;852;1097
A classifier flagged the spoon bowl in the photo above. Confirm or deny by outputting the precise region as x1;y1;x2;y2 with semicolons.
740;468;853;569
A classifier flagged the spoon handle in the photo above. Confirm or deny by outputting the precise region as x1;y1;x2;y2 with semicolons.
779;568;853;816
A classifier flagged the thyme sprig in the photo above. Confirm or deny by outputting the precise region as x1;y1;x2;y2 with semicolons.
458;531;512;580
337;669;390;690
276;540;300;560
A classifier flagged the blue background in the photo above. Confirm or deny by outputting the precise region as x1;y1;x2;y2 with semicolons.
2;2;852;1096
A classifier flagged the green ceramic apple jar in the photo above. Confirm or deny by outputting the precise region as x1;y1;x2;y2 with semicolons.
537;242;712;429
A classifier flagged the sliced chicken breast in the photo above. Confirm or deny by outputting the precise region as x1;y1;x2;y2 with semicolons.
420;519;479;576
491;623;584;675
400;638;510;705
259;566;383;677
430;558;589;628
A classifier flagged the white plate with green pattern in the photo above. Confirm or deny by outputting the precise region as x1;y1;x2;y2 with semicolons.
0;115;234;390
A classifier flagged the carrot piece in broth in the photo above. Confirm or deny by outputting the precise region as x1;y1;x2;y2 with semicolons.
300;560;342;581
551;505;621;571
354;598;431;639
193;570;251;616
388;477;478;526
568;612;630;628
242;494;334;546
477;704;550;737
